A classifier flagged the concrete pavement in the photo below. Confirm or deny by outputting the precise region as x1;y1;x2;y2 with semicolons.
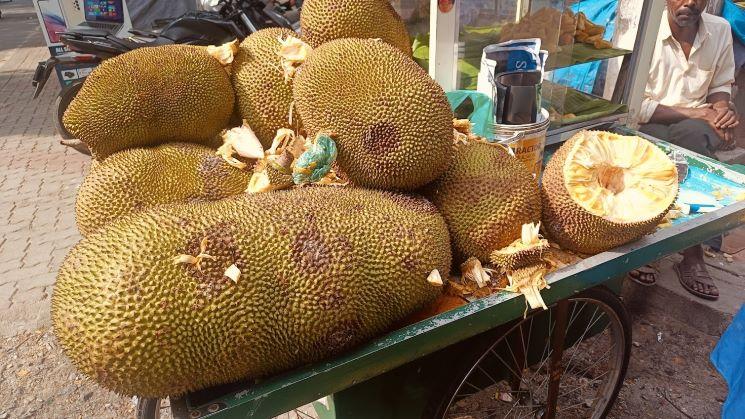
0;0;89;336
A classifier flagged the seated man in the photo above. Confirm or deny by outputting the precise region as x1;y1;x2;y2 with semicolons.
632;0;739;300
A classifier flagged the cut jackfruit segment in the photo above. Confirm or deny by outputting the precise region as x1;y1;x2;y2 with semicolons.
521;221;541;245
217;123;265;169
427;269;444;286
224;264;241;283
277;35;312;82
563;131;678;224
460;257;493;288
490;222;549;271
504;263;550;311
206;39;240;67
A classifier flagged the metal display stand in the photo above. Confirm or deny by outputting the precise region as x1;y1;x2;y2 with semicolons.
426;0;666;144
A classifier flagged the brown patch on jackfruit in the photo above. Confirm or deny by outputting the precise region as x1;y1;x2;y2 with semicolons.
198;155;233;200
291;223;332;274
362;122;401;154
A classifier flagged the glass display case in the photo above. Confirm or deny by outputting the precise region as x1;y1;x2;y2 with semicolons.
392;0;665;144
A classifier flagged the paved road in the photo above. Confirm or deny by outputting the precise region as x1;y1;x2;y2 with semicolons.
0;0;89;336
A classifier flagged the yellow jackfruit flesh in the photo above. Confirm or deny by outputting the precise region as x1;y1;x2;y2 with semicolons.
75;143;250;236
53;187;451;397
300;0;412;55
63;45;235;160
232;28;300;148
505;263;550;310
541;131;678;254
424;142;542;263
294;38;453;191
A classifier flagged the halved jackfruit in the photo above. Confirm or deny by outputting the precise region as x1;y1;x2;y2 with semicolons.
542;131;678;254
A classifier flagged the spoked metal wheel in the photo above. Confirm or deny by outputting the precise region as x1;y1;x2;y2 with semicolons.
435;287;631;419
136;397;173;419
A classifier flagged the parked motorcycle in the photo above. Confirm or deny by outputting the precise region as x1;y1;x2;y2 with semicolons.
31;0;299;155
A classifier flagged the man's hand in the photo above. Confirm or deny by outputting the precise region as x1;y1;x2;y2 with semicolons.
696;106;737;146
712;103;739;130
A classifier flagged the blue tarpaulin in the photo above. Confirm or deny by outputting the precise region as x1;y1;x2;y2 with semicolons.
550;0;618;94
722;0;745;46
711;304;745;419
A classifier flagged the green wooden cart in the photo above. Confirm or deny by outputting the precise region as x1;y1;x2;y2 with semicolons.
137;137;745;419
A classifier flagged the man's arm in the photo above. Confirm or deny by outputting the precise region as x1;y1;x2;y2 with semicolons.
648;103;713;125
706;26;738;131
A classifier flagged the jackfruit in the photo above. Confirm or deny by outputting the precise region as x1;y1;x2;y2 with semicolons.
541;131;678;254
300;0;412;55
52;187;450;397
75;143;250;236
232;29;300;147
63;45;234;160
293;38;453;191
424;142;542;263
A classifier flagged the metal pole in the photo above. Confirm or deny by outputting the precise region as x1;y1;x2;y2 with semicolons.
428;0;459;91
625;0;666;128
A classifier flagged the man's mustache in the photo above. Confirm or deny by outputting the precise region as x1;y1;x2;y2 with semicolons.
677;7;702;16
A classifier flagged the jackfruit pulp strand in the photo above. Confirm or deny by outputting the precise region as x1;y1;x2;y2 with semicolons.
563;132;678;224
499;222;547;254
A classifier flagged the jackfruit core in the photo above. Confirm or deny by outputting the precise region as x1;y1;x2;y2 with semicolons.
563;132;678;224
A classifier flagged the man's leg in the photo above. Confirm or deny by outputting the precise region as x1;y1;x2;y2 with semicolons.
664;119;721;299
667;119;721;159
638;123;671;141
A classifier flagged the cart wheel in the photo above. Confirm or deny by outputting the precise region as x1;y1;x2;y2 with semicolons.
427;286;631;419
136;397;173;419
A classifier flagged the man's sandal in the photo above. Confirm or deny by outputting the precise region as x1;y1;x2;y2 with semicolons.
674;262;719;300
627;265;658;286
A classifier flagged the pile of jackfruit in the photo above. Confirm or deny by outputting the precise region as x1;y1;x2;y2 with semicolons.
52;0;679;398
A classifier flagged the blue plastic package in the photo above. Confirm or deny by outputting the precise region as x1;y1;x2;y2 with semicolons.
446;90;494;139
292;134;337;184
711;304;745;419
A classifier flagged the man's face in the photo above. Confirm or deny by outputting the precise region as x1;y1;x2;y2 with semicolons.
666;0;708;27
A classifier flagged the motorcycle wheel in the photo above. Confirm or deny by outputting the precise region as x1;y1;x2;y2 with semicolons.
55;81;91;156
